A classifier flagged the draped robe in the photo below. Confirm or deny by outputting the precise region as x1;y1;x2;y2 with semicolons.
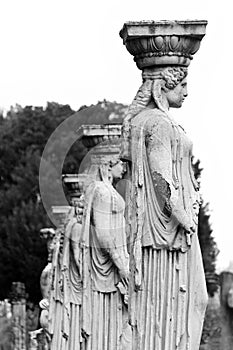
81;181;131;350
49;208;83;350
127;108;208;350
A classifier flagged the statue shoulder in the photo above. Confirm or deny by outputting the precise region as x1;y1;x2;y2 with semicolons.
93;181;113;205
144;110;173;135
132;108;171;132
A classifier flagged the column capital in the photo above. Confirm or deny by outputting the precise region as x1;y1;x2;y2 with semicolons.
120;20;207;69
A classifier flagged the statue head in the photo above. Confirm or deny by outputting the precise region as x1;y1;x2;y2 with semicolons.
91;154;125;184
155;66;188;109
85;139;125;185
137;66;189;112
40;228;56;262
163;76;188;108
110;159;125;181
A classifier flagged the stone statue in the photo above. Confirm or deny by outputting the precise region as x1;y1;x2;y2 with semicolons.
39;227;56;335
28;228;57;350
49;175;85;350
46;128;132;350
46;206;70;349
80;140;131;349
120;20;208;350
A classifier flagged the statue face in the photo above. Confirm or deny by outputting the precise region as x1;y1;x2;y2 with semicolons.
165;77;188;108
111;160;124;180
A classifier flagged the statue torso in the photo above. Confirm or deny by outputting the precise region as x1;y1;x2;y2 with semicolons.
130;108;199;250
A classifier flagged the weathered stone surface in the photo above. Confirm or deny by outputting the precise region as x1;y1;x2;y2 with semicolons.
48;180;84;349
62;174;87;204
77;127;131;349
39;228;56;336
47;126;131;350
76;124;122;149
120;20;207;69
120;20;208;350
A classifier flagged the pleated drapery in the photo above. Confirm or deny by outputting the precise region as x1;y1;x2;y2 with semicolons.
130;247;189;350
83;291;130;350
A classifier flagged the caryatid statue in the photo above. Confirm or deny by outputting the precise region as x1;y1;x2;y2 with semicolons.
46;205;70;348
77;125;132;350
47;178;86;350
39;228;56;336
29;229;56;350
48;125;131;350
52;174;86;350
120;20;208;350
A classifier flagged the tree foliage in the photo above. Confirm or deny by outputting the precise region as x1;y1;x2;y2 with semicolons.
193;160;219;296
0;103;75;301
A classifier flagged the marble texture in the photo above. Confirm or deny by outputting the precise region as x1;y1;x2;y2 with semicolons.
120;20;208;350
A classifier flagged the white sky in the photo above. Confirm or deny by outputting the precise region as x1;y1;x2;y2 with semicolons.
0;0;232;270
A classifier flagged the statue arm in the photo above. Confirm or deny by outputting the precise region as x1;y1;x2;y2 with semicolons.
146;119;194;232
40;266;51;299
70;222;82;271
39;265;51;312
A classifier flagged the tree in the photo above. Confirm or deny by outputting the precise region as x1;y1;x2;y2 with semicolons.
193;160;219;296
0;103;75;302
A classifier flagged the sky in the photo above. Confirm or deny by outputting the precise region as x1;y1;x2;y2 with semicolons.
0;0;232;270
